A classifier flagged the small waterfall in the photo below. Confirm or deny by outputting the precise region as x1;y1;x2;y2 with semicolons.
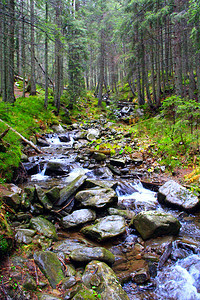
155;255;200;300
31;163;49;181
115;180;158;211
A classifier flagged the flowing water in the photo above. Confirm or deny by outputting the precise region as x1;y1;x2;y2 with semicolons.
26;133;200;300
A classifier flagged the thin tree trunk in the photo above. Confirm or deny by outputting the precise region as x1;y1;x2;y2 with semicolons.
98;29;105;106
44;0;48;109
30;0;36;96
7;0;15;103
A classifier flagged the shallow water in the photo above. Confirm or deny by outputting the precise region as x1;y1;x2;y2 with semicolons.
27;133;200;300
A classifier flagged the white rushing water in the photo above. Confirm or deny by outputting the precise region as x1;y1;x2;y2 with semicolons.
116;180;158;210
155;255;200;300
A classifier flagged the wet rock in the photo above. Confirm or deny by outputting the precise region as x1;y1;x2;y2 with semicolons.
107;163;121;175
62;276;77;289
75;187;117;209
45;160;71;176
69;246;115;264
92;151;107;161
133;211;181;240
23;162;39;175
108;207;135;220
15;229;36;244
35;185;53;210
58;133;70;142
34;251;65;288
38;295;62;300
45;186;61;204
81;215;126;242
61;209;96;229
110;158;126;167
30;216;58;240
53;239;94;255
86;128;100;141
72;288;99;299
63;282;85;299
82;260;129;300
0;184;21;210
131;268;150;284
74;131;86;140
37;137;50;147
86;167;113;180
23;274;37;290
57;174;87;206
51;124;65;133
84;179;118;189
158;180;200;211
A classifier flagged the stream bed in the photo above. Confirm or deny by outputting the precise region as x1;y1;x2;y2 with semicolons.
20;129;200;300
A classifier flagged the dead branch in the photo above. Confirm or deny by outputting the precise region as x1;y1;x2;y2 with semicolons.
0;119;43;154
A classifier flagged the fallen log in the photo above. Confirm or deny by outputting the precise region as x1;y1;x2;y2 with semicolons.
0;119;42;154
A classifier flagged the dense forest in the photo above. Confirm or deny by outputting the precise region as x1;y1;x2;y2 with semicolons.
0;0;200;183
1;0;200;107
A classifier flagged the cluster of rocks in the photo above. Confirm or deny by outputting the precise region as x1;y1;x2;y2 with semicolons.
1;165;199;299
1;122;200;299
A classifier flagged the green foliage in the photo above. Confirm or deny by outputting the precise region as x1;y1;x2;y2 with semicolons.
0;95;58;181
134;95;200;171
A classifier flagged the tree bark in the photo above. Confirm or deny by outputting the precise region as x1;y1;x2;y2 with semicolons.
30;0;36;96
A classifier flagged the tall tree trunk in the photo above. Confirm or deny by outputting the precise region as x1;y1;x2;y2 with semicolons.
30;0;36;95
21;0;26;98
2;3;8;102
54;0;62;113
7;0;15;103
44;1;48;109
0;7;3;96
98;29;105;106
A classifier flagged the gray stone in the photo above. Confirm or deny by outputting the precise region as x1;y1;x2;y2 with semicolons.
15;229;36;244
45;161;70;176
133;210;181;240
87;128;100;141
75;188;117;209
38;296;62;300
69;246;115;264
34;251;65;288
81;215;126;242
82;260;129;300
35;185;53;210
110;158;126;167
92;152;107;161
158;180;200;211
108;207;135;219
53;239;93;255
57;174;87;206
0;184;21;210
30;216;58;240
51;124;65;132
61;209;96;229
84;179;117;189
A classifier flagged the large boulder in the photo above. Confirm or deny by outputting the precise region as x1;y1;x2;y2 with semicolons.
81;215;126;242
35;185;53;210
44;160;70;176
82;260;129;300
30;216;58;240
133;210;181;240
75;187;117;209
34;251;65;288
158;180;200;211
69;246;115;265
61;209;96;229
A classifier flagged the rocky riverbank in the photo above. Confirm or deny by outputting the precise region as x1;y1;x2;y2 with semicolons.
0;120;200;299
